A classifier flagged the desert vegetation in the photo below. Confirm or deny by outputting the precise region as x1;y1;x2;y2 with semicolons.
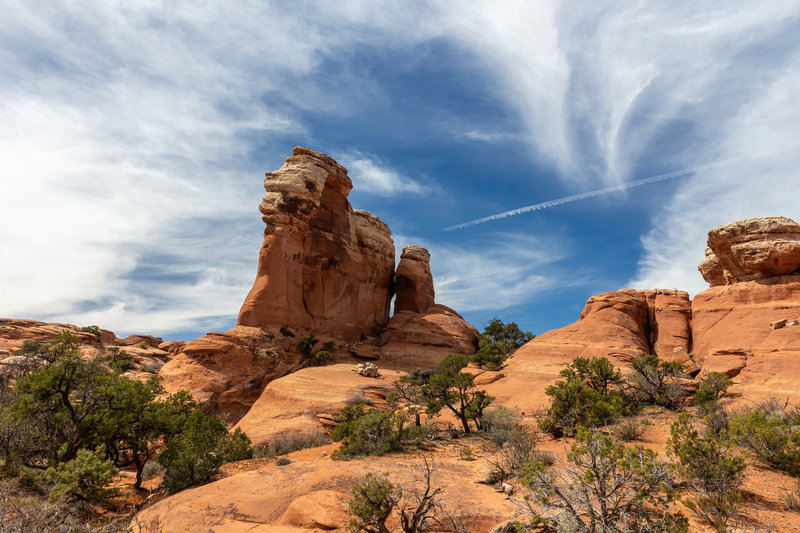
471;318;534;370
0;331;253;526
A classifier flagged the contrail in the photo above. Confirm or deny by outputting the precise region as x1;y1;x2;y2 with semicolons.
443;158;733;231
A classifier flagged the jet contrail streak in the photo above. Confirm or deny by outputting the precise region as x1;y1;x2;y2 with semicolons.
443;158;733;231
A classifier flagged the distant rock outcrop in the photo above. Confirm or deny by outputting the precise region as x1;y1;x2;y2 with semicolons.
0;319;172;382
482;289;691;413
487;216;800;414
698;216;800;286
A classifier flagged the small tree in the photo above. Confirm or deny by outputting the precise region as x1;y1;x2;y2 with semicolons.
331;404;422;460
46;448;118;504
399;457;445;533
347;473;399;533
391;375;424;427
420;354;494;433
158;411;252;493
626;354;687;409
540;357;627;437
667;413;746;530
472;319;534;370
519;428;687;532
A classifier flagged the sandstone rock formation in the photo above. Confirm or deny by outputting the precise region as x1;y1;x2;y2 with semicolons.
394;245;435;313
691;275;800;396
158;148;477;421
699;216;800;286
158;326;309;421
486;216;800;415
237;147;395;342
0;318;172;381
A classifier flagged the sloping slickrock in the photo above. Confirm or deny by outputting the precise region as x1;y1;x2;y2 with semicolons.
376;304;479;370
135;446;512;533
237;147;395;342
158;326;308;422
234;364;404;447
691;275;800;401
482;289;691;415
699;216;800;286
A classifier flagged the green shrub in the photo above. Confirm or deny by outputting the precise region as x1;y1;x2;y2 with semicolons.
729;405;800;476
158;411;251;493
695;372;732;410
539;356;628;437
79;325;102;338
520;428;687;532
480;405;523;445
218;428;254;463
626;354;687;409
346;472;399;533
46;448;118;504
471;318;534;370
668;413;746;530
298;334;335;366
331;405;423;460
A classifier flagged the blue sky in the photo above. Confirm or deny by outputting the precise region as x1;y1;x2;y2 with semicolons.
2;1;800;340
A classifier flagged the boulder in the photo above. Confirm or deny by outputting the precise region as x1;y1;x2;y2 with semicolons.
237;147;395;342
234;364;404;447
354;362;379;377
699;216;800;286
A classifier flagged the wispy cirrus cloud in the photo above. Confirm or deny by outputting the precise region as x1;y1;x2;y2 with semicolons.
394;233;571;312
337;151;431;196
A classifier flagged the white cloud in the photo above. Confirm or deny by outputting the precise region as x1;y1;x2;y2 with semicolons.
0;2;440;336
630;62;800;294
395;233;571;312
436;1;800;188
338;151;430;196
3;1;800;337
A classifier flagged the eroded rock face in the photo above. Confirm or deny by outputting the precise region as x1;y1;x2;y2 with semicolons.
394;245;435;313
237;147;395;342
691;276;800;393
378;304;479;369
158;326;307;422
699;216;800;286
